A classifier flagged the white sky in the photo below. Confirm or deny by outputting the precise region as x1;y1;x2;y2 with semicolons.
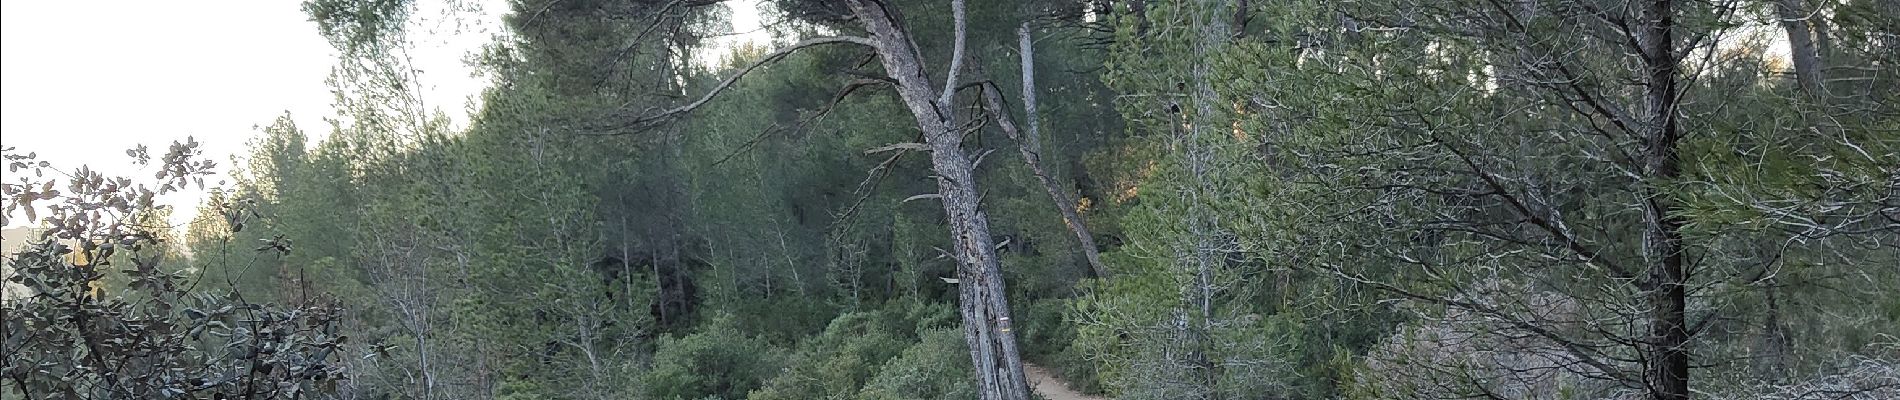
0;0;503;229
5;1;333;229
1;0;762;230
0;1;1793;233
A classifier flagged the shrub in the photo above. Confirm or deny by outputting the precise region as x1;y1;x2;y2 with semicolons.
749;311;909;399
640;313;782;399
857;328;976;400
1;144;347;399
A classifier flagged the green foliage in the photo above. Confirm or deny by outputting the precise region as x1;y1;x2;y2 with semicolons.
749;311;910;399
641;314;784;400
303;0;410;54
34;0;1885;399
2;146;347;399
856;328;978;400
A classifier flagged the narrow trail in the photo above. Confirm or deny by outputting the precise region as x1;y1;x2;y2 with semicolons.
1024;363;1108;400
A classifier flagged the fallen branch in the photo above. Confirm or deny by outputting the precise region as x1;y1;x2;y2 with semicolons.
970;24;1111;279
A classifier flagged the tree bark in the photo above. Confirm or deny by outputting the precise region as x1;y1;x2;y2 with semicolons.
846;1;1031;399
1638;0;1690;398
1775;0;1825;97
1757;278;1791;382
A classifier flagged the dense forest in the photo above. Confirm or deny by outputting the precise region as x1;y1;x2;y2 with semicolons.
4;0;1898;399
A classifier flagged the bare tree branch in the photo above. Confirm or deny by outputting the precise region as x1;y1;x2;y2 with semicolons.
972;25;1111;279
1333;268;1640;385
938;0;969;107
709;78;893;167
581;36;877;135
1429;132;1642;286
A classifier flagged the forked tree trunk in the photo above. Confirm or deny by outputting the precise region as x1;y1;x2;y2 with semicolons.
845;1;1031;398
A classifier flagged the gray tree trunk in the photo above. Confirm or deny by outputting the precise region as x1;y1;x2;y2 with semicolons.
1775;0;1825;96
846;1;1031;399
978;22;1112;280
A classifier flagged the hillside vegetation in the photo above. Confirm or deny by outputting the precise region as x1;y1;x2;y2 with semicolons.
4;1;1897;399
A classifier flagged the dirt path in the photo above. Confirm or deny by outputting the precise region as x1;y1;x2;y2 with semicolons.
1024;363;1107;400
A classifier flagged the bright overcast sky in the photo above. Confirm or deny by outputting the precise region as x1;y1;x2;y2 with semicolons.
0;0;502;229
2;1;336;197
1;0;768;230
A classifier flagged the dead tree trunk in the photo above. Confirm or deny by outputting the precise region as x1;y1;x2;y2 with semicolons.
587;1;1033;396
1182;1;1230;394
847;1;1031;398
975;22;1112;280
